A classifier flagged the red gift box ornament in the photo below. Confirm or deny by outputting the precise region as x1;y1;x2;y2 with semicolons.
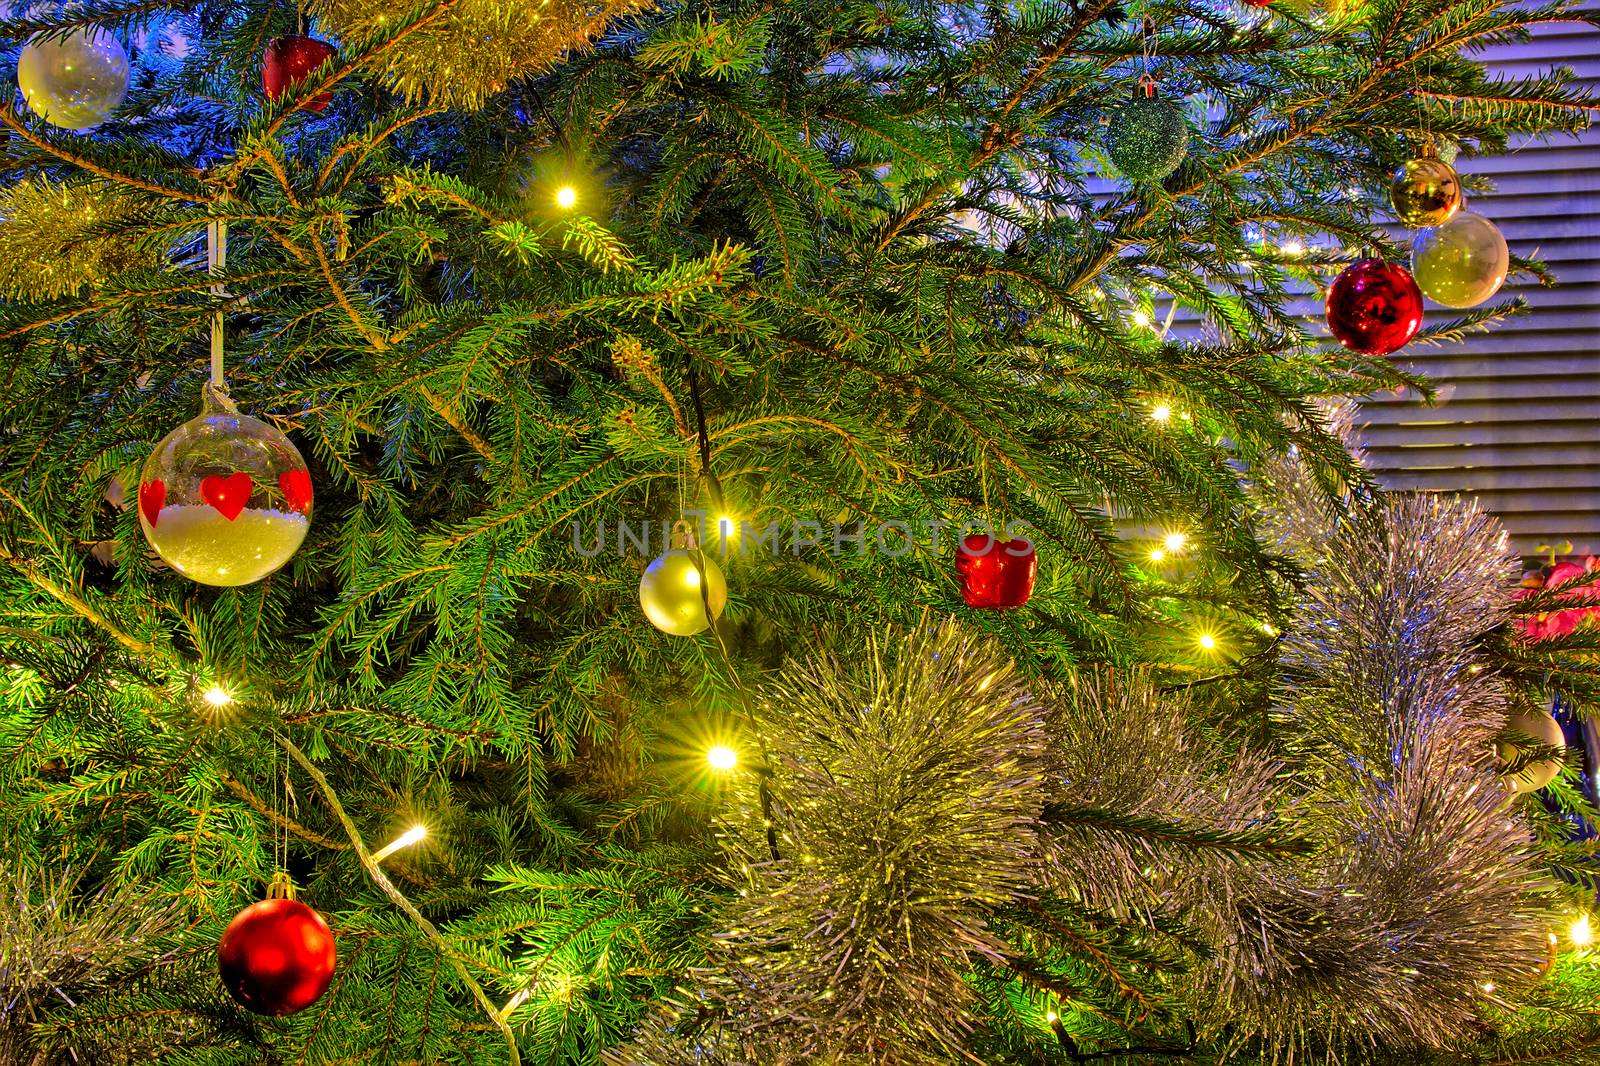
263;35;337;112
956;534;1036;609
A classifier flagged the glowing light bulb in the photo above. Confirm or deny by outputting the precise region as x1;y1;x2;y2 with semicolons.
707;745;738;771
555;185;577;209
202;685;233;707
1481;982;1496;993
371;824;429;864
1149;548;1166;562
1045;1010;1059;1023
1280;239;1305;257
1198;633;1217;651
1151;403;1172;423
1130;310;1152;329
1163;532;1188;553
1571;913;1593;947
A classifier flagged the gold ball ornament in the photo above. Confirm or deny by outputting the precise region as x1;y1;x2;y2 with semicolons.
639;549;727;637
138;387;312;587
18;29;129;131
1389;157;1462;228
1411;210;1509;308
1497;707;1565;794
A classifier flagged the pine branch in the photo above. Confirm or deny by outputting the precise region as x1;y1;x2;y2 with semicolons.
274;731;522;1066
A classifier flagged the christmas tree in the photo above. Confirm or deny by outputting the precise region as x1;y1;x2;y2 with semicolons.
2;0;1599;1062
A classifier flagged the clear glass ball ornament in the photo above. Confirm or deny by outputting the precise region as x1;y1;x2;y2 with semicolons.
138;385;312;587
18;28;129;131
1411;210;1509;309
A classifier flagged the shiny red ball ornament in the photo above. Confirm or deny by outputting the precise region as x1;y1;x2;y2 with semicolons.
956;535;1036;609
262;35;337;112
1325;258;1424;356
218;895;337;1016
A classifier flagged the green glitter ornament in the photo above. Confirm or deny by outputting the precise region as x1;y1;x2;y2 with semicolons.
1106;94;1190;183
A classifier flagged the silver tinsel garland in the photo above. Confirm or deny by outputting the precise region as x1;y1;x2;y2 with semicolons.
613;416;1557;1063
610;621;1048;1065
0;861;180;1064
1191;431;1556;1052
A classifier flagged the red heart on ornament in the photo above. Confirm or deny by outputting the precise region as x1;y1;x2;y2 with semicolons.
200;472;253;521
278;468;313;514
138;480;166;527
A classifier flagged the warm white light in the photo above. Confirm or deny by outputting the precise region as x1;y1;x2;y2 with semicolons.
1163;532;1188;553
1045;1010;1059;1023
1149;548;1166;563
1261;623;1276;637
202;685;233;707
1571;913;1593;947
1481;981;1496;993
555;185;578;209
1151;403;1172;423
371;824;428;864
707;745;738;772
1280;239;1305;257
1198;633;1217;651
1130;310;1152;329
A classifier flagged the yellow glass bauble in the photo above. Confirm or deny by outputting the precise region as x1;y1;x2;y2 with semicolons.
1411;210;1509;309
639;549;727;636
18;29;129;131
1389;157;1462;228
1497;708;1565;794
138;387;312;587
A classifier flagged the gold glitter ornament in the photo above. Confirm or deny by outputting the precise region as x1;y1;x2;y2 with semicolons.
1389;157;1462;228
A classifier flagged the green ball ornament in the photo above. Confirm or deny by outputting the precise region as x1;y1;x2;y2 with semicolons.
639;549;727;637
1497;707;1564;795
18;28;129;131
1411;210;1509;309
1106;95;1190;183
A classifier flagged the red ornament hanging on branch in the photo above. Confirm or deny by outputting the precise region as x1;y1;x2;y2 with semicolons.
957;534;1036;609
263;34;338;112
217;873;337;1017
1324;258;1424;356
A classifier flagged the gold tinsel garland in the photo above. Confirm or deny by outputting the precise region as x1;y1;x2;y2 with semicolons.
308;0;656;110
0;178;162;300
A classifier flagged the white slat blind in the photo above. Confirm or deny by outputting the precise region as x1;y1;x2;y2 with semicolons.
1360;11;1600;554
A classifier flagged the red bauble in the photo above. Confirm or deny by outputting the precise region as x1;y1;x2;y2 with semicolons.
1243;0;1272;7
956;535;1036;609
1325;259;1424;356
262;35;337;112
218;897;337;1016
